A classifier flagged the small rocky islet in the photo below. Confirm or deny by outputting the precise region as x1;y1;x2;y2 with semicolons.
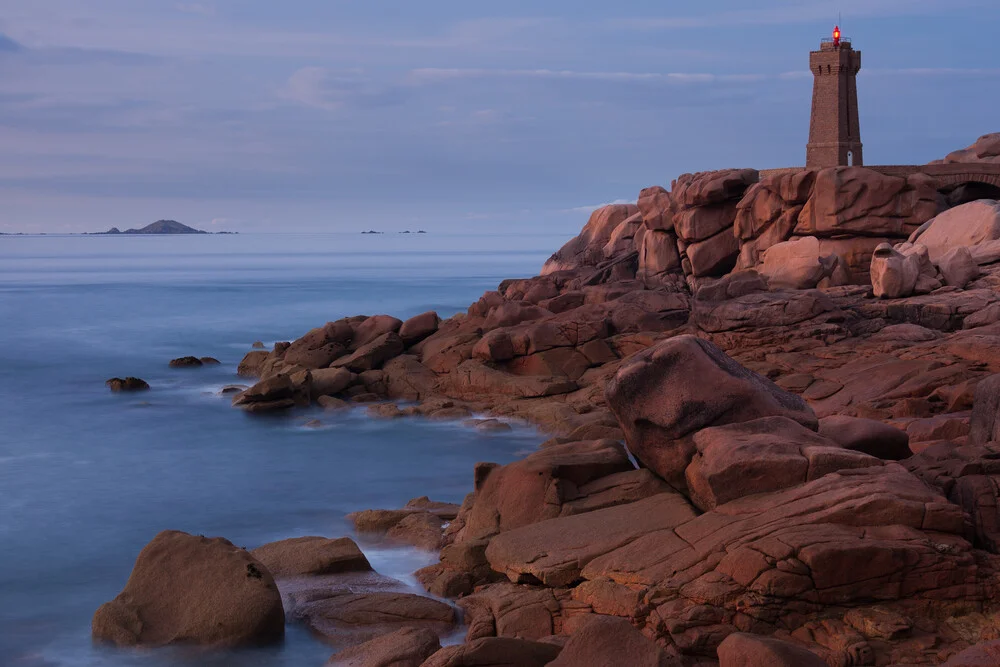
97;134;1000;665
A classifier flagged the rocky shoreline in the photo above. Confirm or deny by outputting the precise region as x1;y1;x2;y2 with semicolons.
96;134;1000;665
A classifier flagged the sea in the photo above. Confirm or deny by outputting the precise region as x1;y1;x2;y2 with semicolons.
0;232;566;666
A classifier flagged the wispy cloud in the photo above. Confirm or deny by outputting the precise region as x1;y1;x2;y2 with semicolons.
409;68;772;84
279;67;404;111
611;0;993;30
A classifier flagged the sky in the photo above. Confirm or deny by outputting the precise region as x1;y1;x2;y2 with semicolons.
1;0;999;234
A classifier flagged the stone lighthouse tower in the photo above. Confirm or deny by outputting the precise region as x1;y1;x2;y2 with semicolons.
806;26;863;168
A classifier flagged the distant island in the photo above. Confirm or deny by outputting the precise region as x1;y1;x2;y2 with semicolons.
91;220;235;235
360;230;428;234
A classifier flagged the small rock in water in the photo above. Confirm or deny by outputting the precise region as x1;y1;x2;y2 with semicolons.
169;356;203;368
219;384;248;395
368;403;404;419
317;396;349;411
252;341;265;349
465;418;513;433
303;419;324;429
106;377;150;392
199;357;221;365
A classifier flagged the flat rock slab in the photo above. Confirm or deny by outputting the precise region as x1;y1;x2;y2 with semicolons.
282;572;456;647
485;492;698;587
486;464;980;656
251;536;372;577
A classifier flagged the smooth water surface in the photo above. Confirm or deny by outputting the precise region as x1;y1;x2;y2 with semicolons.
0;233;563;666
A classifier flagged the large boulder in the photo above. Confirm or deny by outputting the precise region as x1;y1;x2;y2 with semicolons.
717;633;826;667
796;168;941;239
603;211;645;258
250;536;371;577
637;186;674;231
548;615;678;667
456;439;635;542
332;332;405;372
399;311;440;346
638;229;682;283
758;236;838;290
542;204;639;274
938;246;980;288
311;367;353;398
237;350;270;378
327;627;441;666
284;322;352;369
605;335;817;489
870;242;919;298
232;374;299;413
685;416;882;511
351;315;403;350
911;199;1000;263
92;530;284;647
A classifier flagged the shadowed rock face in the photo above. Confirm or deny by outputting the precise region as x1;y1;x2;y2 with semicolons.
92;531;285;647
605;334;817;490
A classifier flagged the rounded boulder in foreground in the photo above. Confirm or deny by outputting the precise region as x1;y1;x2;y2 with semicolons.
92;530;285;647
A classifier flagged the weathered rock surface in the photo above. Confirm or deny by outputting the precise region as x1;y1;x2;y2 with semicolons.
818;415;912;460
606;335;817;489
92;530;284;647
547;615;678;667
912;199;1000;263
292;586;456;647
542;204;639;274
420;637;561;667
327;627;441;666
685;416;882;511
716;633;826;667
251;536;372;577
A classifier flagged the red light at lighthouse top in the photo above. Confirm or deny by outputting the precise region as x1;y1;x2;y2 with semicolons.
833;25;841;46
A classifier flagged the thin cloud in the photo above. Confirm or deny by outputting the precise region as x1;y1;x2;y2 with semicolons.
409;68;770;84
612;0;992;30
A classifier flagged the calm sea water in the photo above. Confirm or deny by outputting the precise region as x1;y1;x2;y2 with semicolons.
0;233;563;667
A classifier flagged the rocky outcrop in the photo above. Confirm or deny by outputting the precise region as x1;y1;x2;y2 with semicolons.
548;615;678;666
605;335;817;489
935;133;1000;165
911;199;1000;263
542;204;639;274
92;530;284;647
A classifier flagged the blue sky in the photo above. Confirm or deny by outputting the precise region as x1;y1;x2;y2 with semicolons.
1;0;998;233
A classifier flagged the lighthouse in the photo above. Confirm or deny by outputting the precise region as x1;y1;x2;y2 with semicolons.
806;26;863;168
